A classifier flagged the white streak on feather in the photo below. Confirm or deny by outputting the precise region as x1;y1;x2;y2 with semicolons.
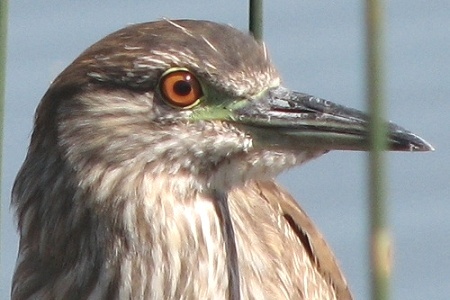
201;35;218;53
164;19;194;37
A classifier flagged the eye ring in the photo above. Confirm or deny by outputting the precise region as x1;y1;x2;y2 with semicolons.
159;68;203;108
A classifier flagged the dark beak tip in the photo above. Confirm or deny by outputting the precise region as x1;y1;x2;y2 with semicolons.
403;137;435;152
387;123;434;152
417;141;435;152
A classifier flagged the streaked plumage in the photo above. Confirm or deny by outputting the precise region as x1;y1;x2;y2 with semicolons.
11;19;432;299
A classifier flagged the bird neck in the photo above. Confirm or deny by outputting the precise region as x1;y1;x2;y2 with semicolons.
13;154;239;298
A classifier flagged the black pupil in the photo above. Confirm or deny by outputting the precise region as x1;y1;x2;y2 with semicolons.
173;80;192;96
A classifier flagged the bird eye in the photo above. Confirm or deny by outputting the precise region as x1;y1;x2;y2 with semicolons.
159;69;203;108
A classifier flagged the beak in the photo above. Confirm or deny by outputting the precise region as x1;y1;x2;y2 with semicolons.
231;86;434;152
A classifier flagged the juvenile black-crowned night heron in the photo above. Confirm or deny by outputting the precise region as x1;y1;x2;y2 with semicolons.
11;19;432;300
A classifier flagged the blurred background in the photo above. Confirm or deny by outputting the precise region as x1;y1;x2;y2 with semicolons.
1;1;449;299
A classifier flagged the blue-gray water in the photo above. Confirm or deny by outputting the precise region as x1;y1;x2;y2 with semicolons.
1;1;449;299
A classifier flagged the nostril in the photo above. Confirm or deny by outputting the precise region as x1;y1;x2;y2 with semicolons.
271;107;315;114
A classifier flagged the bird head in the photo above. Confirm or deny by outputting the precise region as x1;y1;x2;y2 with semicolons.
28;19;432;194
12;19;434;300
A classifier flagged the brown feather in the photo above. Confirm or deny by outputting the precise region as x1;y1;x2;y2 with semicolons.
253;180;352;300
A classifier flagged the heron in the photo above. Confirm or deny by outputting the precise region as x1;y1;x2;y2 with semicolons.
11;19;433;300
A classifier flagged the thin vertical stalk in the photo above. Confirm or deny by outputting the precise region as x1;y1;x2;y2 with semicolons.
0;0;8;228
249;0;263;41
366;1;391;300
